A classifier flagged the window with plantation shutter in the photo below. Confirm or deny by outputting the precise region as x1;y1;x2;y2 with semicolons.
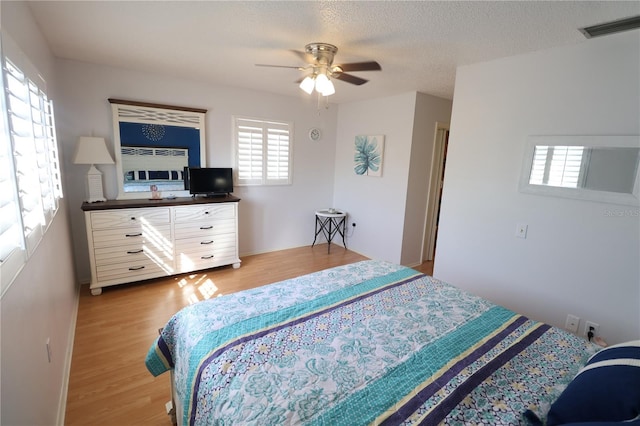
0;57;25;294
234;117;292;186
1;33;63;294
529;145;586;188
5;57;46;254
31;84;63;222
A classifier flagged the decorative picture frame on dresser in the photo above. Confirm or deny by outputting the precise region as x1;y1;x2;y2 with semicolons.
108;98;207;200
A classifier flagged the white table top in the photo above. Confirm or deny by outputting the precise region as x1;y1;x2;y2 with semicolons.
315;209;346;218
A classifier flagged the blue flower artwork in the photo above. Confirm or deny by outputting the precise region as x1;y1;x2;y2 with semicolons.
354;135;384;176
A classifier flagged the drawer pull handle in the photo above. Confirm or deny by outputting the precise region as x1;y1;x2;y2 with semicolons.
200;225;213;230
130;217;136;221
126;249;144;254
128;266;145;271
204;211;210;215
201;255;214;259
125;233;143;237
201;240;214;245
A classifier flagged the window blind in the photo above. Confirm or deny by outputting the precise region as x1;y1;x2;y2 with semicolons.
235;117;292;185
236;120;264;185
266;122;290;184
548;146;584;188
529;145;584;188
4;58;45;254
0;68;22;265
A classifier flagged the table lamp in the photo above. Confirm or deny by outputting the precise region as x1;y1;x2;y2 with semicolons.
73;136;114;202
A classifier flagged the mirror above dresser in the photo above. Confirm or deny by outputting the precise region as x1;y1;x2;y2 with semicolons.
109;99;207;200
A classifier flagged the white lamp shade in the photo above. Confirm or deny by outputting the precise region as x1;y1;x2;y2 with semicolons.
321;79;335;96
314;74;330;94
299;76;315;95
73;136;114;165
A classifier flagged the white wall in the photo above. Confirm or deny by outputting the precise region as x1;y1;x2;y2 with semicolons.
333;92;418;263
55;59;339;283
401;93;452;266
1;2;78;425
435;31;640;345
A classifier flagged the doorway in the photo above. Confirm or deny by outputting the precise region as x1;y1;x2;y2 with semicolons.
422;124;449;263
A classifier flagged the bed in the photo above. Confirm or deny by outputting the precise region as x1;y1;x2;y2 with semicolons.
121;146;188;193
146;260;614;425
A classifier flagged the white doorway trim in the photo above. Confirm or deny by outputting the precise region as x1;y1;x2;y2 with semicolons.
421;122;449;262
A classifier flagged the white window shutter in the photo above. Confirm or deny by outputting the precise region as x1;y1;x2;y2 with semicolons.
44;99;63;201
4;58;45;254
529;145;584;188
548;146;584;188
236;119;264;185
1;34;63;293
234;117;292;186
529;146;548;185
266;122;291;184
0;48;26;294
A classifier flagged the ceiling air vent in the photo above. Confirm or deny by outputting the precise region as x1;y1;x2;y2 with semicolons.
579;15;640;38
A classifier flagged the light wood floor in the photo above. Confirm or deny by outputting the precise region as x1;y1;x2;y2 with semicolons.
64;245;433;425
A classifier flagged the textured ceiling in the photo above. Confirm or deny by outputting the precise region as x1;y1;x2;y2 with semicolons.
28;1;640;103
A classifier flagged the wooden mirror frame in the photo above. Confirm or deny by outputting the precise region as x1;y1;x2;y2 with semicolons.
109;98;207;200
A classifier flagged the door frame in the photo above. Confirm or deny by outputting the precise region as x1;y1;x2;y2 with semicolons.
421;122;449;262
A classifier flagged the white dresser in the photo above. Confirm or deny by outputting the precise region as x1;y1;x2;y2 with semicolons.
82;196;241;295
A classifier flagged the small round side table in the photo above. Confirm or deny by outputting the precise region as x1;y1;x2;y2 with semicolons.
312;209;347;254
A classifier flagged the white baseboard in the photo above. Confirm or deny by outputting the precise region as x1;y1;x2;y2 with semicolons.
239;243;354;259
56;282;81;425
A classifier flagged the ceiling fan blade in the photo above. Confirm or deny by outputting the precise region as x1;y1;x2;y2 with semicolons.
255;64;304;70
335;61;381;72
290;49;315;64
333;73;369;86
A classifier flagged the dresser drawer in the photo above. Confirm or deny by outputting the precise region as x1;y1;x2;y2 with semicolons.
92;225;172;248
90;207;171;229
174;232;236;253
176;250;239;273
96;258;172;284
175;233;236;270
173;204;235;223
174;218;235;240
93;243;174;268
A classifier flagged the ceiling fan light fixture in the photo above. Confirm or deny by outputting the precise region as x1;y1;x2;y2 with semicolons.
299;76;315;94
314;73;330;94
321;79;335;96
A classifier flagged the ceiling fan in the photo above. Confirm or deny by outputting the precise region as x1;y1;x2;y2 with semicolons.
256;42;382;96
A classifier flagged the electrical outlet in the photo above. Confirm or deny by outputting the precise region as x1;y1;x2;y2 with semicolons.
565;314;580;333
584;321;600;339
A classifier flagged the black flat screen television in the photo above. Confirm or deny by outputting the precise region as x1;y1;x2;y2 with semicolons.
185;167;233;197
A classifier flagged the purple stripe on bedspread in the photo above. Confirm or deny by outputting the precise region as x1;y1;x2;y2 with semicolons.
189;274;422;426
380;315;529;426
157;336;174;368
421;324;551;425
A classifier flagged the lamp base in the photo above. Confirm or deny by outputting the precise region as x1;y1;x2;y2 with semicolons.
85;164;107;203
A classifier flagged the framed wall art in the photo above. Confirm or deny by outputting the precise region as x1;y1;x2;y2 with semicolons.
354;135;385;177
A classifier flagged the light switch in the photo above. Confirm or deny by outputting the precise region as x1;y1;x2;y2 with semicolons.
515;223;528;239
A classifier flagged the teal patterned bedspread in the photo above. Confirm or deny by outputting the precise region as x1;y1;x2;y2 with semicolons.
145;260;595;425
